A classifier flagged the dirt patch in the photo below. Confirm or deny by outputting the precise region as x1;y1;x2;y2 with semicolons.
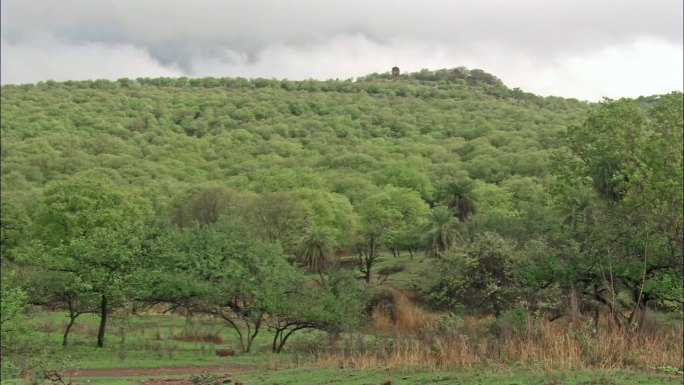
64;364;258;378
137;378;194;385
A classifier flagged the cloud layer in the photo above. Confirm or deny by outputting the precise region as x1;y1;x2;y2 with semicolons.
2;0;682;100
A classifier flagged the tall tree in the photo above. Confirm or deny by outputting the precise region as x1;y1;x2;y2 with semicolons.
29;174;149;347
144;220;294;353
355;187;428;283
560;93;684;327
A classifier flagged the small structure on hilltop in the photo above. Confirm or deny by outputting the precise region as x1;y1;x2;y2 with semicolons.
391;66;400;77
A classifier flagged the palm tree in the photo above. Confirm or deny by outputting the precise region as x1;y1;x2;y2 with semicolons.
561;186;596;233
298;227;333;274
440;178;477;223
422;205;462;258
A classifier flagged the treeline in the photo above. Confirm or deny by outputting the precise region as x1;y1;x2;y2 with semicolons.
0;69;681;368
10;67;562;106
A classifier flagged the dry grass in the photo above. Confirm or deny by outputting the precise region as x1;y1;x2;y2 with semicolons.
33;319;62;333
320;309;683;371
371;290;440;335
171;328;225;344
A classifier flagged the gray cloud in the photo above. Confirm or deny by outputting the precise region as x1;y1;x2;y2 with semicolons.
1;0;682;100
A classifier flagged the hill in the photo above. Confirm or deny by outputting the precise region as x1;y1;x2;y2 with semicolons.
1;68;682;374
1;67;589;203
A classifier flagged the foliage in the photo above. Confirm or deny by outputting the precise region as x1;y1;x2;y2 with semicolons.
25;174;150;347
421;205;462;258
267;268;369;352
0;68;680;369
557;93;684;327
0;271;28;349
298;227;333;273
427;232;521;315
354;187;428;283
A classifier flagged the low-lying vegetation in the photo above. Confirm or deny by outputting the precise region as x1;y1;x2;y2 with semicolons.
318;312;682;371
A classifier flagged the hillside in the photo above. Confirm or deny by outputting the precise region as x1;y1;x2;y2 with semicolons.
1;68;682;375
1;68;589;207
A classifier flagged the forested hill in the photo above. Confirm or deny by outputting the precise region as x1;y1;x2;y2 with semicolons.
1;68;590;204
2;68;682;352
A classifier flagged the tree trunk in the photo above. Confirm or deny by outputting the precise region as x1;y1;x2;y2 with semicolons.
97;294;108;348
245;318;262;353
364;260;372;283
63;297;79;347
62;315;77;347
234;328;245;353
276;328;298;353
272;328;282;353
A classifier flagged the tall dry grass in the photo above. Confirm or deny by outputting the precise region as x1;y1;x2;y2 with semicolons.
319;309;683;371
371;290;440;335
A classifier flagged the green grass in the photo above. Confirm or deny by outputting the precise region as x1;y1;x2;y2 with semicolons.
4;309;308;374
368;252;436;288
233;366;683;385
3;365;681;385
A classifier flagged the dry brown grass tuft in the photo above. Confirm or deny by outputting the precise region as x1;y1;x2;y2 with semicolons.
371;290;440;335
371;310;394;333
172;328;224;344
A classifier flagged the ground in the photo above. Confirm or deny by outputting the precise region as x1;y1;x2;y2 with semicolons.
2;255;681;385
15;365;682;385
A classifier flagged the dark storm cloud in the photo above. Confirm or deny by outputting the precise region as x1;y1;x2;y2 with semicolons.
1;0;682;99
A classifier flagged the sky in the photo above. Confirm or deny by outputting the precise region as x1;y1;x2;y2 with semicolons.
1;0;682;101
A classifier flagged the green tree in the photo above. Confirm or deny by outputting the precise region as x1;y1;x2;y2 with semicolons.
146;220;293;353
29;175;149;347
267;268;368;353
171;186;249;228
241;192;313;256
422;205;462;258
0;272;28;352
355;187;428;283
428;232;520;316
559;93;684;327
26;270;100;346
298;227;333;274
293;189;357;249
438;177;477;223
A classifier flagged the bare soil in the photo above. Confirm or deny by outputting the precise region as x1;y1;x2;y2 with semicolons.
64;363;258;380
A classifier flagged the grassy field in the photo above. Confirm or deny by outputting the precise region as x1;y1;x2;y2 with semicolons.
2;306;682;385
2;364;682;385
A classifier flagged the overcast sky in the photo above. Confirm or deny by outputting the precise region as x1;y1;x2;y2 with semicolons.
1;0;682;100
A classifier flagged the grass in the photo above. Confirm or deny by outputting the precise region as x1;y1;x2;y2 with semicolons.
3;309;302;376
4;260;682;385
234;365;683;385
315;313;683;372
3;308;682;385
2;365;681;385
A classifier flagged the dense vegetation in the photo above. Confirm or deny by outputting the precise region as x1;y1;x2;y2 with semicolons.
1;68;681;378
